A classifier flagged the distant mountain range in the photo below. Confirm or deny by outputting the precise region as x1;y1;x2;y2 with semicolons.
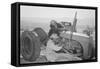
21;17;95;33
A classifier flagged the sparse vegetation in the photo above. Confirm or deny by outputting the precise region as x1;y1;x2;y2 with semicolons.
83;25;94;36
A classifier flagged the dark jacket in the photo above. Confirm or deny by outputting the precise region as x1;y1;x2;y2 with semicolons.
48;23;63;38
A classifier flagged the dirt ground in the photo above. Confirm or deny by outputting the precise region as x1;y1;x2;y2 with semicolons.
20;55;48;64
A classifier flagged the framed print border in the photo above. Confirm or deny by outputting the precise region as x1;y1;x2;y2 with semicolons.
11;2;98;67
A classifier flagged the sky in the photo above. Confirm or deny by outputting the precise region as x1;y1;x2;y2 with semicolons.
21;5;95;19
20;5;95;33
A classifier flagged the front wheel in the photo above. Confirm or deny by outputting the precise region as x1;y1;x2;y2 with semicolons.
21;31;41;61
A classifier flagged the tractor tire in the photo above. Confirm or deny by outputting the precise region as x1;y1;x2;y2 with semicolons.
21;31;41;61
33;28;48;45
63;39;83;58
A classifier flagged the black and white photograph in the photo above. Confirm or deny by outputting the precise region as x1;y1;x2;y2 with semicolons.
20;4;96;64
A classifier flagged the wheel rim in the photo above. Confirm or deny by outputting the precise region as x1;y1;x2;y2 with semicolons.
63;39;83;57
